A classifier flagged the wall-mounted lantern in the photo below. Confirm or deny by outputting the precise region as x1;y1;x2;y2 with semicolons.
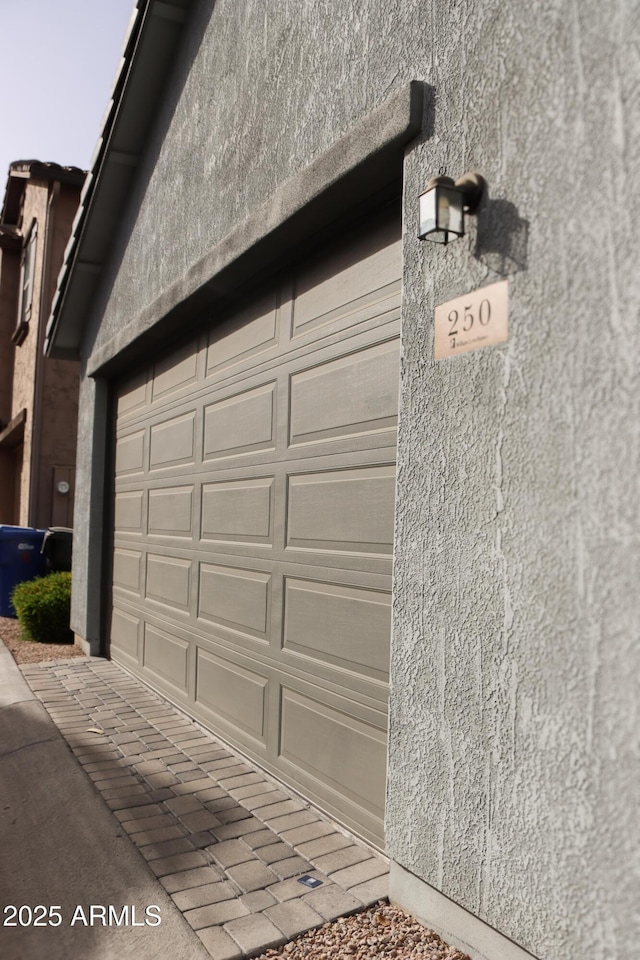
418;172;486;245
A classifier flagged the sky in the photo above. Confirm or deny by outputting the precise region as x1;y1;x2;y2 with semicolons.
0;0;135;185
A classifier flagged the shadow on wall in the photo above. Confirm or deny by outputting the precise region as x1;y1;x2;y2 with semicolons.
474;197;529;276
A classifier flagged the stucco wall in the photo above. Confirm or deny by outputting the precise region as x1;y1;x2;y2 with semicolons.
76;1;639;958
388;4;639;957
86;0;430;354
70;372;108;652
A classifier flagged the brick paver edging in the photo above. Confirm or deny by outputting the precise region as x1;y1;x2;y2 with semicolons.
21;658;388;960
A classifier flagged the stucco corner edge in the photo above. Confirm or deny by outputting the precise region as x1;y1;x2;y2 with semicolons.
389;861;540;960
74;633;101;658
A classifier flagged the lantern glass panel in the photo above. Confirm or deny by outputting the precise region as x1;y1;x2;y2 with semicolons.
419;184;465;243
419;187;438;239
437;186;464;237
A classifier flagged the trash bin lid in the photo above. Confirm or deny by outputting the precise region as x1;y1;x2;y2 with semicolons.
0;526;47;538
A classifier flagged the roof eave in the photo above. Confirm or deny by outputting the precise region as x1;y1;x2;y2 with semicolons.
45;0;191;360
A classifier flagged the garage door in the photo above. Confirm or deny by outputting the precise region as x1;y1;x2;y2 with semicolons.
110;203;401;848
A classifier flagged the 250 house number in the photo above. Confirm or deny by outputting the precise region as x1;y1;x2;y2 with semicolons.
4;905;63;926
433;279;509;359
447;298;491;349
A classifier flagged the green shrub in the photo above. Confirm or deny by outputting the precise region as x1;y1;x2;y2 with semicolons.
11;572;73;644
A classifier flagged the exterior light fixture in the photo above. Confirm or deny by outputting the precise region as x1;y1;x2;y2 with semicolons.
418;172;486;245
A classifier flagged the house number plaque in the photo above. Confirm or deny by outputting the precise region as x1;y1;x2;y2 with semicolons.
434;279;509;359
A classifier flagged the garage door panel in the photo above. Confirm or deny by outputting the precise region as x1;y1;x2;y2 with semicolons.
282;577;391;683
148;484;194;537
113;547;143;595
198;562;271;642
115;484;393;574
117;371;150;420
279;684;387;824
284;431;399;466
195;647;268;744
291;214;401;338
111;589;388;713
205;300;401;406
203;382;276;460
291;280;401;342
286;465;396;555
115;429;146;476
207;290;279;377
289;338;399;447
198;426;399;474
114;490;145;534
116;314;400;457
112;553;388;696
152;338;200;401
145;553;192;611
143;622;190;694
201;477;274;544
110;607;141;663
149;411;196;468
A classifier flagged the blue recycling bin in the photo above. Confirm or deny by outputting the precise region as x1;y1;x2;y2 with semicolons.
0;526;47;618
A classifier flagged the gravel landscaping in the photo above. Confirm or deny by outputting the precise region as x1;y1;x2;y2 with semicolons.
257;902;470;960
0;615;85;664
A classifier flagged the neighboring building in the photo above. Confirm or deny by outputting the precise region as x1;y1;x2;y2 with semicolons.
0;160;85;529
45;3;639;960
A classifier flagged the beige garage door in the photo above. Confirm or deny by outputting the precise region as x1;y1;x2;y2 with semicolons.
110;204;400;848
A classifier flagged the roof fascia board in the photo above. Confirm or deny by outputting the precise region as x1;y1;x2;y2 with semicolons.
45;0;191;358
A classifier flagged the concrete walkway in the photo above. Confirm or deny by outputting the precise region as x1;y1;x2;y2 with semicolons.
0;644;388;960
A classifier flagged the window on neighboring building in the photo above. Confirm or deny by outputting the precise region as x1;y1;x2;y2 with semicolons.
12;219;37;346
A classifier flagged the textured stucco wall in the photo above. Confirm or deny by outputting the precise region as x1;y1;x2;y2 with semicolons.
69;371;108;652
387;2;640;959
75;1;639;958
86;0;430;353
